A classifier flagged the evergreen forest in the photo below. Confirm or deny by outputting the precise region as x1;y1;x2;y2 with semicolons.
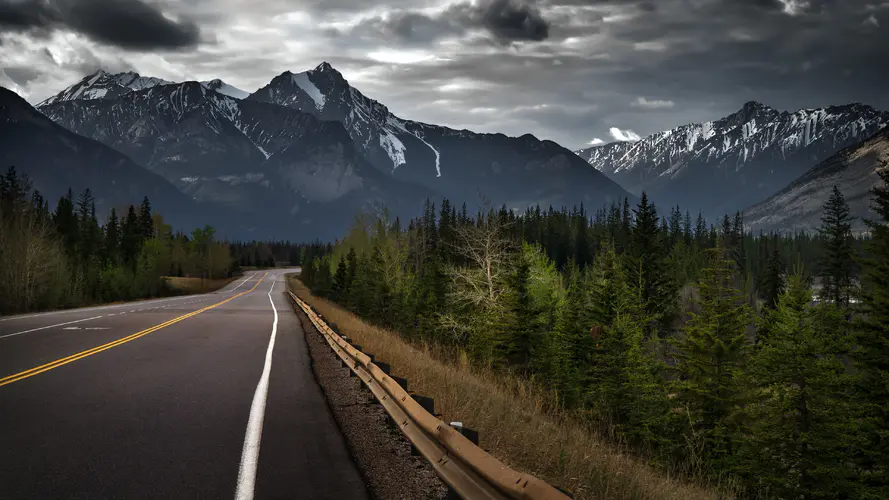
301;173;889;499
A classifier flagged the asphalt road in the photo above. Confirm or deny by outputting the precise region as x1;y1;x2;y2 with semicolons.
0;270;368;499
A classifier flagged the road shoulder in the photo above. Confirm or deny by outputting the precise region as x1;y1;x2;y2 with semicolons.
295;307;447;500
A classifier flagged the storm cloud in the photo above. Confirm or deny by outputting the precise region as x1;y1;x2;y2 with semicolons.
0;0;200;50
1;0;887;149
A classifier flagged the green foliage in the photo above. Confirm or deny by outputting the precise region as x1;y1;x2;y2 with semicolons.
300;189;883;498
741;271;862;498
855;169;889;497
0;167;240;314
670;247;752;470
819;186;857;308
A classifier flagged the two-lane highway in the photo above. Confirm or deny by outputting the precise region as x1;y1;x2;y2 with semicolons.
0;270;368;499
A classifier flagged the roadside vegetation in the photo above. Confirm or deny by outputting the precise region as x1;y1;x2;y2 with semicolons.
0;167;307;315
298;172;889;499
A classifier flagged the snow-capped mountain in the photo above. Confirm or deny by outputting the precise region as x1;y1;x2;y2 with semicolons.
745;124;889;233
200;79;249;99
1;86;203;229
247;62;631;209
37;81;431;240
37;70;172;106
576;101;889;217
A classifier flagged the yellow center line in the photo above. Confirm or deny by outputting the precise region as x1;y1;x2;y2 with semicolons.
0;272;269;388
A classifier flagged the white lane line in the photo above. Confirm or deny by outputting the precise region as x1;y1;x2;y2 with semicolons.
0;316;104;340
0;294;210;322
229;272;259;293
234;277;279;500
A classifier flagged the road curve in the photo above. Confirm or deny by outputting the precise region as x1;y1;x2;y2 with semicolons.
0;270;368;499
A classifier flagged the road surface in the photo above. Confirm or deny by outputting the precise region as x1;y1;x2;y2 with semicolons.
0;270;368;499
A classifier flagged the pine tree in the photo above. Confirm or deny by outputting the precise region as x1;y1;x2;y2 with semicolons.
104;208;121;265
671;246;752;469
121;205;141;268
551;261;591;407
331;256;350;303
818;186;856;308
742;272;860;498
504;248;536;371
855;169;889;496
53;189;78;258
139;196;154;240
629;192;675;330
759;248;785;311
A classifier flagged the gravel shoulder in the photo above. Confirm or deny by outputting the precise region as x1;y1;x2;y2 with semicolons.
294;307;448;500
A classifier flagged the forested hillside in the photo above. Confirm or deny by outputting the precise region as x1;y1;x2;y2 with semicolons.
0;167;310;315
301;173;889;498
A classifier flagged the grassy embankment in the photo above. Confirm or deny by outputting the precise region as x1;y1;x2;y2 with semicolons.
287;276;727;500
163;276;237;294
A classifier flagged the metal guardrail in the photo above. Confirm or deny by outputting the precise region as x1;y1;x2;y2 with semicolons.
287;290;570;500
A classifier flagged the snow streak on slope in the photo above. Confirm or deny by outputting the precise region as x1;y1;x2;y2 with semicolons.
201;79;249;99
379;131;406;169
290;72;325;111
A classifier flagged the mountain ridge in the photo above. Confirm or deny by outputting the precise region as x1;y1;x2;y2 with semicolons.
576;101;889;217
745;124;889;232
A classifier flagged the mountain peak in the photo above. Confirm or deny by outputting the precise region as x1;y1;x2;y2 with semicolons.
315;61;335;72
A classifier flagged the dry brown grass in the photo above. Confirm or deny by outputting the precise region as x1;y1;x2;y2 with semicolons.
288;277;727;500
163;276;236;294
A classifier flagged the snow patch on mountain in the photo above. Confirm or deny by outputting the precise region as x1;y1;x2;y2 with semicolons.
201;79;249;99
290;72;325;111
379;131;406;169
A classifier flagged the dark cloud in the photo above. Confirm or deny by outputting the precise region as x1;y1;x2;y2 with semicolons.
338;0;551;45
477;0;550;42
0;0;200;50
2;65;40;85
3;0;889;148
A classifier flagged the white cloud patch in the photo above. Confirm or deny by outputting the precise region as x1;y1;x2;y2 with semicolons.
587;138;605;145
777;0;810;16
864;14;880;28
633;41;667;52
609;127;641;142
631;96;675;109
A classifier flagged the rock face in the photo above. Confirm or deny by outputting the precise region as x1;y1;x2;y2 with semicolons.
246;63;632;210
576;101;889;217
745;125;889;233
0;86;203;230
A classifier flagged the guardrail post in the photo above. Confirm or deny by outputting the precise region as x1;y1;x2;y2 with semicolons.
446;422;482;500
376;361;391;375
412;395;435;415
409;395;436;457
449;422;479;446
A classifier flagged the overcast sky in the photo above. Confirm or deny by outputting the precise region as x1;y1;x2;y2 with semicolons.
1;0;887;149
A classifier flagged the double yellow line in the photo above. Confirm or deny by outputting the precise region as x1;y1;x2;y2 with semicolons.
0;272;268;388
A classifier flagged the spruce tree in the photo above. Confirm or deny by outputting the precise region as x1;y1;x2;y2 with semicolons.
53;190;78;258
742;272;860;498
818;185;856;308
121;205;141;267
671;246;752;469
504;249;536;371
759;248;785;311
139;196;154;240
104;208;121;265
331;256;350;303
629;192;675;330
855;169;889;496
551;261;593;407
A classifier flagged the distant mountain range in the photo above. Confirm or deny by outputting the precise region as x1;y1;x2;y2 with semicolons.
28;63;630;239
0;87;203;230
576;101;889;218
745;124;889;233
